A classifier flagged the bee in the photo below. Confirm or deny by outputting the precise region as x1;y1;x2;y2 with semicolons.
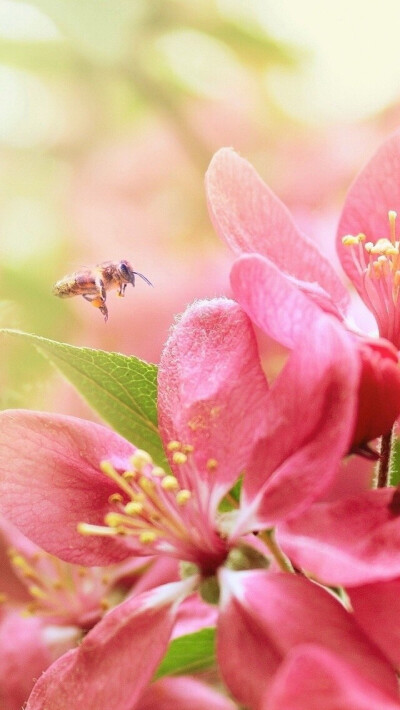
52;260;153;322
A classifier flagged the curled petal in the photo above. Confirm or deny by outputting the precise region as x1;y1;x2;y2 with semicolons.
230;255;359;531
206;147;349;312
0;410;136;565
217;569;397;710
265;645;400;710
277;488;400;586
158;298;270;512
26;578;195;710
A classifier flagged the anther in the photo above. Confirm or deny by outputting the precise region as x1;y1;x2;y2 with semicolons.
122;470;135;481
182;444;194;454
124;501;144;515
152;466;166;477
176;489;191;505
109;493;124;504
131;450;153;471
172;451;187;465
206;458;218;472
139;531;157;544
161;475;179;491
167;440;181;451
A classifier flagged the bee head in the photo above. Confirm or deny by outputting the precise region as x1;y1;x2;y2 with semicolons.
117;260;134;284
117;260;153;289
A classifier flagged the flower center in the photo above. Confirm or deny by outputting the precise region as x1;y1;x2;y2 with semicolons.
78;445;228;570
6;547;116;626
342;210;400;343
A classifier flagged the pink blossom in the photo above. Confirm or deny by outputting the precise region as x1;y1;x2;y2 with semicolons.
0;296;361;707
0;297;359;561
205;145;400;451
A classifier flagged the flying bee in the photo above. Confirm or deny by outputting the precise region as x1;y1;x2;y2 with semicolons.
52;259;153;322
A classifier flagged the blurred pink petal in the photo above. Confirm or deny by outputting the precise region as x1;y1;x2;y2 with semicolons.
140;676;237;710
349;578;400;668
0;610;52;710
277;488;400;585
265;645;400;710
26;578;194;710
206;147;349;314
216;569;398;710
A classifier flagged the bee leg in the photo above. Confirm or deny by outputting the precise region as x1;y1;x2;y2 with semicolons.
82;294;108;322
117;283;127;297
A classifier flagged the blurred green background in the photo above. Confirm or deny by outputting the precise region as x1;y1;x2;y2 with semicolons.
2;0;400;415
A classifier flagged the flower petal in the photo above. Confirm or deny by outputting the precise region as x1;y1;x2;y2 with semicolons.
26;578;195;710
158;298;270;511
277;488;400;586
230;255;359;531
140;677;237;710
0;410;136;565
349;578;400;669
265;645;400;710
206;147;349;312
337;128;400;293
0;610;52;710
217;569;398;710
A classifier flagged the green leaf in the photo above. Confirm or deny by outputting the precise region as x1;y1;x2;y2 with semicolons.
154;627;216;679
1;329;168;468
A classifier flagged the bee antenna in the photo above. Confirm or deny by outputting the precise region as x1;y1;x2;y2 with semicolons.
132;271;153;287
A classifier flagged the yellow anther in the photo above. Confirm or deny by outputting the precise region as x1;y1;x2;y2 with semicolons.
108;493;124;504
152;466;166;477
139;531;157;544
167;440;181;451
124;501;144;515
77;522;118;536
104;512;124;527
131;450;153;470
342;235;358;246
161;475;179;491
176;489;192;505
378;255;388;263
365;242;374;252
206;458;218;472
28;585;47;600
172;451;187;465
132;492;145;502
122;470;135;481
182;444;194;454
100;598;110;611
139;476;155;492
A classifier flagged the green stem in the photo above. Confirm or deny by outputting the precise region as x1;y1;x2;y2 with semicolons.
258;530;292;573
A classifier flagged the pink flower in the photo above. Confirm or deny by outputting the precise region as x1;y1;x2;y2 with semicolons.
0;296;361;707
205;143;400;451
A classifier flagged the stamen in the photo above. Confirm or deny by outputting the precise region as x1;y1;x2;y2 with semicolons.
167;440;181;451
207;458;218;472
161;475;179;490
176;489;191;505
172;451;187;465
341;210;400;344
131;450;153;471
